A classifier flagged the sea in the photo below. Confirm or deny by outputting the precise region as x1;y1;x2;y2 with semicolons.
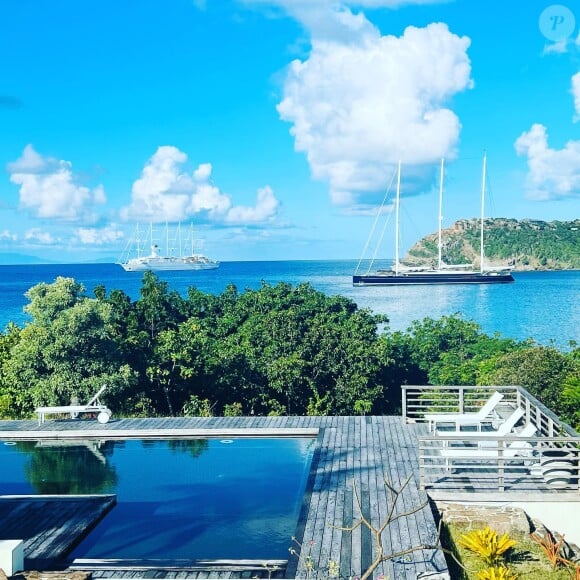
0;261;578;348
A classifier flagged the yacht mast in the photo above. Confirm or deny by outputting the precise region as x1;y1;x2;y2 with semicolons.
165;221;169;256
394;160;401;275
438;158;444;271
136;223;141;258
480;151;487;273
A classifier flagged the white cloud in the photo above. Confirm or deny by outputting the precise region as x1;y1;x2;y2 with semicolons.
121;146;280;225
74;225;125;245
277;21;472;205
225;186;279;223
572;72;580;122
542;39;569;55
244;0;443;42
0;230;18;242
24;228;57;245
514;123;580;200
8;146;105;221
7;145;106;222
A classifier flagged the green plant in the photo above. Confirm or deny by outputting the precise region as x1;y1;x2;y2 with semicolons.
457;527;516;565
182;394;213;417
476;565;517;580
223;402;243;416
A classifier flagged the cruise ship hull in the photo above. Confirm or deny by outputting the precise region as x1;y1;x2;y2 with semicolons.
352;271;515;285
120;257;219;272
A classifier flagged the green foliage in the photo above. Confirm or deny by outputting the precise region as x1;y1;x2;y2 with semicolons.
182;394;214;417
447;524;574;579
478;346;579;421
0;273;576;422
405;218;580;270
223;402;243;416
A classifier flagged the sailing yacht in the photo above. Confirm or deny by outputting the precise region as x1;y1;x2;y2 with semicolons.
118;223;220;272
352;155;514;286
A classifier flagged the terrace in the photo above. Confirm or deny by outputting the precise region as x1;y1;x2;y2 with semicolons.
0;386;577;579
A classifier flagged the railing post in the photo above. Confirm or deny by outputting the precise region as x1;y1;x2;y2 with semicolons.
402;387;407;423
459;387;464;414
498;442;505;492
419;441;425;490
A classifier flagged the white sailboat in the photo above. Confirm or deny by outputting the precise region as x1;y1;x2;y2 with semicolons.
353;154;514;285
118;223;219;272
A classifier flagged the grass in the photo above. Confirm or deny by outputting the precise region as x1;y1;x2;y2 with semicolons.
442;522;574;579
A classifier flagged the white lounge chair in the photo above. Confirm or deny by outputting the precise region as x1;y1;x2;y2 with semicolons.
436;406;524;439
424;390;504;432
439;423;537;468
35;385;112;425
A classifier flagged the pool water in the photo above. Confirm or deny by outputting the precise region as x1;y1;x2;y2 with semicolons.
0;437;315;560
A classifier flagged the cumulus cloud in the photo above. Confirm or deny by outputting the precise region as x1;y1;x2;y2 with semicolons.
572;72;580;122
224;186;279;223
121;146;280;225
24;228;58;245
74;225;125;245
514;123;580;200
276;21;472;205
7;145;106;222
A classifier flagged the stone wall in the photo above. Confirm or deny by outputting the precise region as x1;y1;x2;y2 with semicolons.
434;501;531;535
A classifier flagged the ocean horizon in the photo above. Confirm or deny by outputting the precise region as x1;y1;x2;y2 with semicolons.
0;261;578;349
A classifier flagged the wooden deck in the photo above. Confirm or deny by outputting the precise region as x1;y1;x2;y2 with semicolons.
0;416;448;579
0;495;115;569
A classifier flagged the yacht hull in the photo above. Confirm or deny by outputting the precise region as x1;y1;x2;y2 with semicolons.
352;272;514;285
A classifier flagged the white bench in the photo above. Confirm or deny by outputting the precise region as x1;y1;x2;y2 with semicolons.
35;385;112;425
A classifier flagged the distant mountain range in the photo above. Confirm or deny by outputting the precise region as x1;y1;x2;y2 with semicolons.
0;253;117;265
0;253;55;265
404;218;580;271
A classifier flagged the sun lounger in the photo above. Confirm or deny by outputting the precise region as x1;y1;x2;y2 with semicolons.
35;385;112;425
436;406;524;439
424;390;504;432
438;423;537;469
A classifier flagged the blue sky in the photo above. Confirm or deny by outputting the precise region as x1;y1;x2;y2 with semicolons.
1;0;579;263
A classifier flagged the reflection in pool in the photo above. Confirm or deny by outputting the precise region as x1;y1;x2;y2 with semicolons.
0;437;315;560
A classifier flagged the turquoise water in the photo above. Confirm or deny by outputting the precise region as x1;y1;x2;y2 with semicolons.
0;437;315;560
0;261;578;346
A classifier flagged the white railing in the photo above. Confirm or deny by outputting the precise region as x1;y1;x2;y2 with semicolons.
403;385;580;493
402;384;578;438
418;433;580;493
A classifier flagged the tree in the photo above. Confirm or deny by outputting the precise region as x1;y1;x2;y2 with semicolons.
478;346;578;416
1;280;136;417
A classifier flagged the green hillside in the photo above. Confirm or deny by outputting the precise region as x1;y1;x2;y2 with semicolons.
404;218;580;271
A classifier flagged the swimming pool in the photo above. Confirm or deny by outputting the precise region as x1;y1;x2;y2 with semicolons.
0;437;315;561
